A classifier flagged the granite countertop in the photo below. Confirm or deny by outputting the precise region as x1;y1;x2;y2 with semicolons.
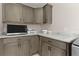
0;32;79;43
38;33;79;43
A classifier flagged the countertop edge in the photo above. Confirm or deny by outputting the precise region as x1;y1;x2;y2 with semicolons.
0;33;78;43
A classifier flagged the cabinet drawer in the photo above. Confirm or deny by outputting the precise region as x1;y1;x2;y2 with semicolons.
19;36;31;42
40;37;66;50
4;42;18;46
3;38;19;44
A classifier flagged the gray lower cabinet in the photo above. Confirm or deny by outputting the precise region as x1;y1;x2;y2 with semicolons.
3;37;20;56
0;35;70;56
50;45;66;56
41;42;65;56
20;41;30;56
19;37;30;56
30;36;39;55
0;36;39;56
4;42;19;56
3;37;30;56
40;36;67;56
0;39;4;56
19;36;40;56
41;42;49;56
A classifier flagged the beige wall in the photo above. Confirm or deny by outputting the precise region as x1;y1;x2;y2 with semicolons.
41;3;79;33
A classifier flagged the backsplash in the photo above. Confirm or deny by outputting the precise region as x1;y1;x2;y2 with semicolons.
27;24;41;31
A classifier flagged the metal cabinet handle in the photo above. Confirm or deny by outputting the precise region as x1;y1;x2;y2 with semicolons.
48;46;51;56
18;39;21;48
19;44;21;48
48;40;52;43
48;46;51;51
20;18;24;23
18;43;19;48
22;19;23;22
20;18;21;22
18;43;21;48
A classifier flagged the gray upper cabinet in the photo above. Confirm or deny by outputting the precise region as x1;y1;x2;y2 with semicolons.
34;8;44;24
34;4;52;24
2;3;52;24
22;5;34;24
3;3;23;23
43;4;52;24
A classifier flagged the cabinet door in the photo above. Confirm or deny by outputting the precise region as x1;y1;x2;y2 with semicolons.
22;5;34;23
50;46;66;56
30;36;39;55
34;8;43;24
43;4;52;24
0;39;4;56
19;37;30;56
5;3;22;23
41;42;50;56
41;42;66;56
17;4;23;23
20;41;30;56
4;42;19;56
2;4;6;22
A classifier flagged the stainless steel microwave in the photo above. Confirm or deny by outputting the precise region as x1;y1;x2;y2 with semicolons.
7;24;27;33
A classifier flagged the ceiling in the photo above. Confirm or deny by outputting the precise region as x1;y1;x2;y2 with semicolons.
22;3;47;8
